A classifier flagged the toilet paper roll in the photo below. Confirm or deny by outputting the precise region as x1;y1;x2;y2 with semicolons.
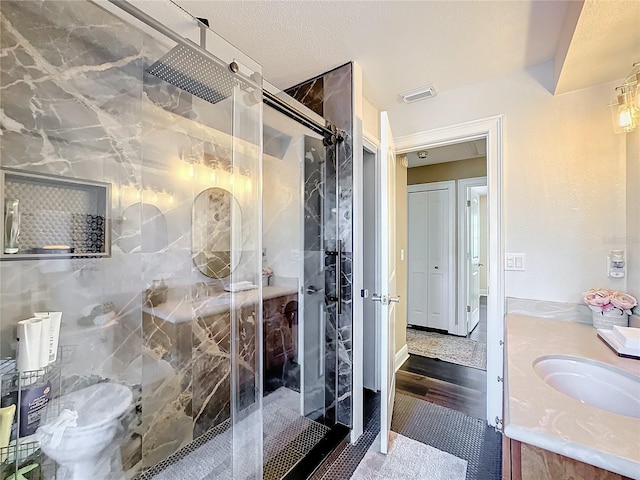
17;318;44;372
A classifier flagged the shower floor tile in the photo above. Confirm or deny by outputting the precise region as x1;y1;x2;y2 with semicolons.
136;387;329;480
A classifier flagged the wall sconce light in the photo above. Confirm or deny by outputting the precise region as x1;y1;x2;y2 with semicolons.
610;62;639;134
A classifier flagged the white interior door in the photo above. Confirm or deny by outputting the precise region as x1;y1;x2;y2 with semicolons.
407;183;453;331
427;189;450;330
407;192;428;327
467;188;481;333
376;111;398;454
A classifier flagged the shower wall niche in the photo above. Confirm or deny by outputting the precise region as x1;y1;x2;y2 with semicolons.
0;170;110;259
0;1;262;479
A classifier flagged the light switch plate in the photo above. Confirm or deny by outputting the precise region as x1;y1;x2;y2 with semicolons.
505;253;526;271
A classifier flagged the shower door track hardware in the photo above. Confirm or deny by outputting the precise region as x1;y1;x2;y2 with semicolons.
108;0;260;90
263;90;340;141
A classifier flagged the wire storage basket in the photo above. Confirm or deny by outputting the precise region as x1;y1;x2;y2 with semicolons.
0;346;74;480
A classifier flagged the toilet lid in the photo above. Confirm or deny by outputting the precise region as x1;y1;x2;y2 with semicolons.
56;383;132;431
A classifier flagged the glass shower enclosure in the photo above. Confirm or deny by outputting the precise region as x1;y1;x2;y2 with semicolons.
0;1;348;479
0;0;263;478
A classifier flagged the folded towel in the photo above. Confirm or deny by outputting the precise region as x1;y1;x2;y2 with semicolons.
612;326;640;349
225;281;257;292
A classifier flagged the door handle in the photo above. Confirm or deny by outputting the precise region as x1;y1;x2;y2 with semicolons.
371;294;383;302
476;263;484;267
389;296;401;304
434;266;439;269
306;285;319;294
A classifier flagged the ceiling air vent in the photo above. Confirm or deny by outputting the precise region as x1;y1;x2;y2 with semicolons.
399;84;437;104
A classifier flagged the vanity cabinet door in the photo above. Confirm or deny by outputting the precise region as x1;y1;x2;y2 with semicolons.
263;294;297;373
503;437;632;480
264;314;294;370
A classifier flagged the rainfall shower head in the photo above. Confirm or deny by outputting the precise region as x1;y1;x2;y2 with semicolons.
148;43;248;105
109;1;257;106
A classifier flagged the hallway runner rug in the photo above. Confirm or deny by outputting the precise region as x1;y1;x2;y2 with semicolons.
406;328;486;370
350;432;466;480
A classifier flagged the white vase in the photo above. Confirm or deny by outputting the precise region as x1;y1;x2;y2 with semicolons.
592;309;628;329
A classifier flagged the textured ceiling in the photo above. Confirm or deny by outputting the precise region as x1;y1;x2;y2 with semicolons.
554;0;640;94
174;0;637;137
406;139;486;168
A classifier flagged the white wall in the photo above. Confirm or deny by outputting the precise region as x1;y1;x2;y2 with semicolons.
389;62;627;303
363;97;380;143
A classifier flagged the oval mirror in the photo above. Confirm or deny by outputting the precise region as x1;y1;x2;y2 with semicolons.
119;202;168;254
192;187;242;278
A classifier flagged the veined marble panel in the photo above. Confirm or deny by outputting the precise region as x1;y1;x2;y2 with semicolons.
286;76;323;117
295;62;355;427
325;63;354;426
0;0;143;184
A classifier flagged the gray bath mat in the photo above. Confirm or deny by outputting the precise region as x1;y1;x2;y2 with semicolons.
350;432;467;480
406;328;487;370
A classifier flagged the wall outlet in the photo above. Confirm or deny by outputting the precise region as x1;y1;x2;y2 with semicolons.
505;253;526;271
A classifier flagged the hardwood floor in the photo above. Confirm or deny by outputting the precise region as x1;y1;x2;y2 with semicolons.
468;295;488;343
397;356;487;420
397;295;488;420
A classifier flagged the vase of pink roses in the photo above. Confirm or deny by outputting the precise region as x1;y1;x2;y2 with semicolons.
583;288;637;329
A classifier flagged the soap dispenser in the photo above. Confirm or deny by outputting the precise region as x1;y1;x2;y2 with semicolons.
607;250;625;278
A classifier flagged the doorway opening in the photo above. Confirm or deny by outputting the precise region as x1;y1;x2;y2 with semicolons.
362;145;381;393
405;142;488;373
395;115;504;427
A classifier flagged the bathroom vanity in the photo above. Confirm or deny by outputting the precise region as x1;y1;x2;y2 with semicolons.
141;285;298;455
503;315;640;480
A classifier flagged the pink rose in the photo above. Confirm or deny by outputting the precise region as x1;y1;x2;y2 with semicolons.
583;289;612;307
601;302;615;312
611;292;638;312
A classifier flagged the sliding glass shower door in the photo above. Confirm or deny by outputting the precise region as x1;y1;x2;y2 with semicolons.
261;90;345;478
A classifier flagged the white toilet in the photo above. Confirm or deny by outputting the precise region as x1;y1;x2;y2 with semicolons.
37;383;133;480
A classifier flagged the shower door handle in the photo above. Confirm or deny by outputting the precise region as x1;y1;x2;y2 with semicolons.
325;240;342;314
336;239;342;314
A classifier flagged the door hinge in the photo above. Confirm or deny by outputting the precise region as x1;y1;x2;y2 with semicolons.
495;416;503;431
466;200;471;207
497;376;504;383
361;289;368;298
499;340;504;346
466;305;471;313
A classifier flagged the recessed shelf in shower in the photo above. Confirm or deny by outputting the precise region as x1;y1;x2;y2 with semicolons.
0;169;111;260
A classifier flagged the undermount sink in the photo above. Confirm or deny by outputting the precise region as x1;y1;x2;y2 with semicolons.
533;355;640;419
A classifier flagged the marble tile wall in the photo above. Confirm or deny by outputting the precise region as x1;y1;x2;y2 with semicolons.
0;1;262;478
288;63;354;427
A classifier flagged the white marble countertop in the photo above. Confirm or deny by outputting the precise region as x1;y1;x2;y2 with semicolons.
504;314;640;479
142;285;298;324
